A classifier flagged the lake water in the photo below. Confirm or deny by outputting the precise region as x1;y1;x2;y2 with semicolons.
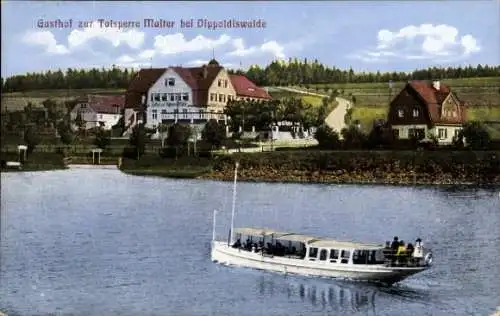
1;168;499;316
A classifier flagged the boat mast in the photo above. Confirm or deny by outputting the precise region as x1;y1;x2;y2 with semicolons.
212;209;217;242
229;162;239;245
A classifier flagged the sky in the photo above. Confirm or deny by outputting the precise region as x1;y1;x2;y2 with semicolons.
1;1;499;77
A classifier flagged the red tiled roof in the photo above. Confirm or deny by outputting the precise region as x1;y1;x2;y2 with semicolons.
125;68;166;108
407;81;465;124
87;94;125;114
229;74;271;99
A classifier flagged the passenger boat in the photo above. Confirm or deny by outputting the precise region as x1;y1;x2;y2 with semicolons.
210;163;434;286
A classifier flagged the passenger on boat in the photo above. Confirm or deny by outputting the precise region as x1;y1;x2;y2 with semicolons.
396;241;407;264
413;238;424;264
232;238;242;248
390;236;399;264
391;237;399;253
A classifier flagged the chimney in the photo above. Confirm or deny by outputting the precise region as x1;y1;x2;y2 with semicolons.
141;94;146;104
433;80;440;91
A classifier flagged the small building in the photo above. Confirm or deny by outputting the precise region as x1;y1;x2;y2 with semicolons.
229;74;272;101
388;80;466;145
70;94;125;130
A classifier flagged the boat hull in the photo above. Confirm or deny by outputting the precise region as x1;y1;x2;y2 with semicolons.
211;241;428;285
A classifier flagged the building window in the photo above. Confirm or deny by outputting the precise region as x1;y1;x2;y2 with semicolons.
167;78;175;86
219;94;223;102
392;129;400;139
182;93;189;101
173;109;179;117
183;108;188;118
150;94;154;101
161;109;167;114
154;93;160;101
224;80;228;88
218;79;222;87
452;111;457;117
199;109;205;119
210;93;215;102
398;109;404;118
438;128;447;139
175;93;181;101
454;129;461;137
152;109;158;120
162;93;168;101
413;108;419;117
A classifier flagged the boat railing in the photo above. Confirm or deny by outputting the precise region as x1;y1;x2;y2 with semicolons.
382;248;431;267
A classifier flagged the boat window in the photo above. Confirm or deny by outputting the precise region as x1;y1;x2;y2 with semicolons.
353;250;370;264
309;247;318;260
329;249;339;262
340;250;350;264
319;249;327;261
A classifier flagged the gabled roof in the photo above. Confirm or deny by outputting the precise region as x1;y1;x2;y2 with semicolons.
404;81;466;124
85;94;125;114
229;74;272;99
127;68;166;93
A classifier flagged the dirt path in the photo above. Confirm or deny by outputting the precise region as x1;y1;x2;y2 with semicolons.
274;86;351;134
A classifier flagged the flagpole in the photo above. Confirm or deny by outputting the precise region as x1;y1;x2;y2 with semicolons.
229;162;239;245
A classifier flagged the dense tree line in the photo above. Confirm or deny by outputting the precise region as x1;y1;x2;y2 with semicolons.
2;60;499;93
230;59;500;86
2;66;137;92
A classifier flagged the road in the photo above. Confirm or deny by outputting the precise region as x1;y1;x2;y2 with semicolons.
273;86;351;136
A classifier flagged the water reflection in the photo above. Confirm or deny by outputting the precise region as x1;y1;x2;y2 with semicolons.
255;274;436;314
256;275;377;313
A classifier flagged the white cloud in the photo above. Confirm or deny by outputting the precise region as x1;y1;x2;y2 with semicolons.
67;21;145;49
227;38;285;58
22;31;69;55
21;20;145;56
117;55;135;64
153;33;231;55
350;24;481;63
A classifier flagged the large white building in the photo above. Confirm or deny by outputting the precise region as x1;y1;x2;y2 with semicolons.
125;60;236;132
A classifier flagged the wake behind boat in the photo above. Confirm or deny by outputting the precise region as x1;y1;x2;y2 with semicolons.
210;163;433;286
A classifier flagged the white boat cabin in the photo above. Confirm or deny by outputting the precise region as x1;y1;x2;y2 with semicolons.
231;227;427;267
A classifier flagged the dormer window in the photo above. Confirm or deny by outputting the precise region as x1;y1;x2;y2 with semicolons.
218;79;222;87
166;78;175;86
413;108;419;117
398;109;404;118
224;80;228;88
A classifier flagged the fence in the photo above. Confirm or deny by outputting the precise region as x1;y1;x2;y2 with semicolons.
1;144;163;155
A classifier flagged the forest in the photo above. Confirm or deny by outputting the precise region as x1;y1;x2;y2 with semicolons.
2;59;499;93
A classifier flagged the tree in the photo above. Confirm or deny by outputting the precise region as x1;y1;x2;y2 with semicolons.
314;124;340;149
129;124;147;160
94;128;111;149
202;119;227;150
341;125;366;149
157;123;169;148
74;111;85;136
24;125;40;154
455;121;491;150
166;123;192;158
57;121;75;145
366;120;394;149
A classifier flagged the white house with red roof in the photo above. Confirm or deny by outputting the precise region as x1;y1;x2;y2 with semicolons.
70;94;125;130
